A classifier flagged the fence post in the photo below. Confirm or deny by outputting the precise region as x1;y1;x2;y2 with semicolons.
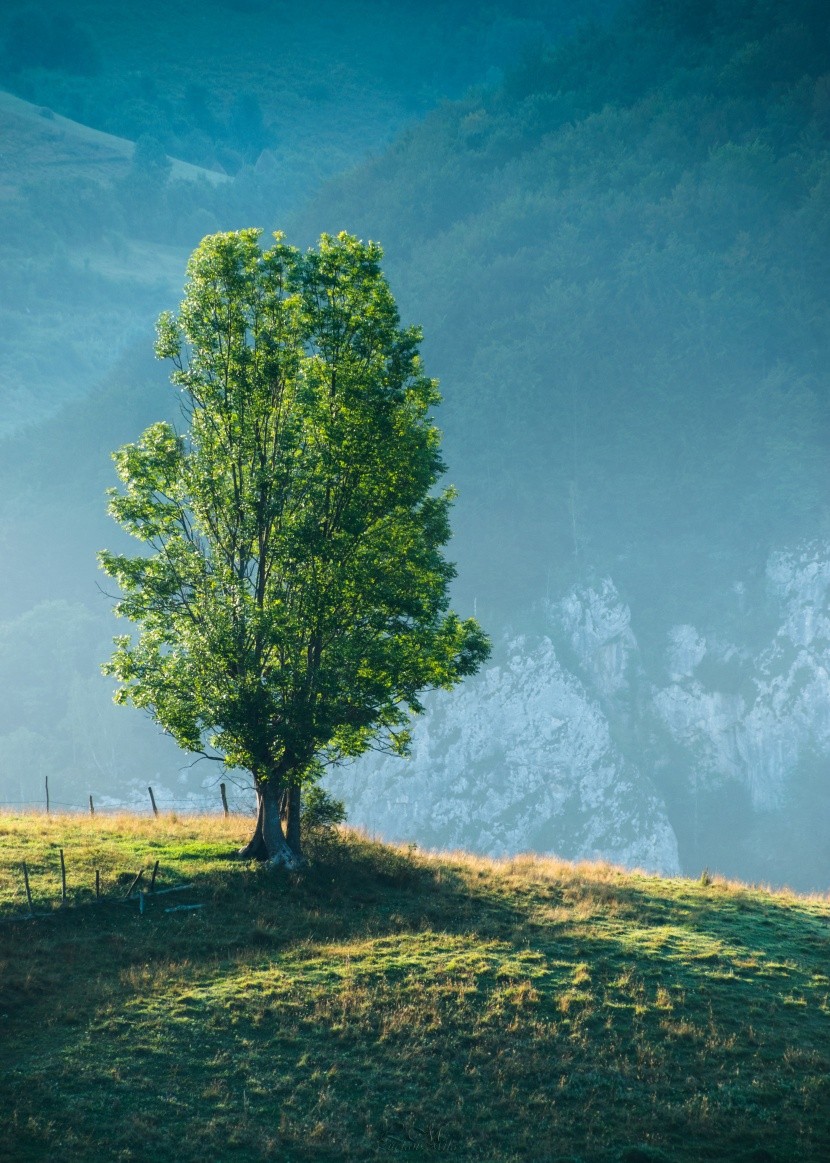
21;861;33;915
95;869;101;900
89;795;95;817
45;776;49;815
220;783;229;818
148;786;159;817
59;848;67;907
149;860;159;893
123;870;144;899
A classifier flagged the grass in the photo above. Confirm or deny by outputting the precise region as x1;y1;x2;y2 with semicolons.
1;814;828;1161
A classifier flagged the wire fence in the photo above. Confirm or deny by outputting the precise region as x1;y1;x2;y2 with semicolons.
0;779;257;818
0;782;264;926
2;847;207;925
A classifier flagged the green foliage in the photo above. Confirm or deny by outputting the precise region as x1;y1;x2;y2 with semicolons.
227;92;269;163
1;815;829;1160
130;134;172;181
100;229;489;793
301;784;346;830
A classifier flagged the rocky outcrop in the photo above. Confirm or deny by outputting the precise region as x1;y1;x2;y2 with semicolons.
554;578;638;699
330;544;830;880
327;634;681;875
654;543;830;810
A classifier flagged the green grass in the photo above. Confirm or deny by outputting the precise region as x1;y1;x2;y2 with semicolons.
1;814;828;1161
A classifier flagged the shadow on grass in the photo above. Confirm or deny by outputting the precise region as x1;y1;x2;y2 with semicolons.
1;832;828;1162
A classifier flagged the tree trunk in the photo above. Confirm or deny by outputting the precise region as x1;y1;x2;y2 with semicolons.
238;774;304;867
285;785;302;858
261;778;303;869
237;786;268;860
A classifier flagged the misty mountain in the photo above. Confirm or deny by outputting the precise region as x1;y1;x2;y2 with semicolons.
297;0;830;629
0;0;621;430
0;0;619;176
300;0;830;884
0;0;827;885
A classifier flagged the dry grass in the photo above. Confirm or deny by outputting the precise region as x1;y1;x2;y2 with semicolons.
1;813;829;1161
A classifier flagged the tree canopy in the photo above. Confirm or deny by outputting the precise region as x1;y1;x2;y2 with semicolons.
100;229;489;864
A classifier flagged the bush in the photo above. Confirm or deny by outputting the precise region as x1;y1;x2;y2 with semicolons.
302;785;347;831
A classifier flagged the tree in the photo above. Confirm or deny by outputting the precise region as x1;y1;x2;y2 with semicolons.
99;229;489;866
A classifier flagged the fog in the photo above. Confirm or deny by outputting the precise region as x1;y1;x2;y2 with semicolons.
0;0;828;888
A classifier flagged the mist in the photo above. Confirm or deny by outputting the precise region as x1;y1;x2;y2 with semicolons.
0;0;828;889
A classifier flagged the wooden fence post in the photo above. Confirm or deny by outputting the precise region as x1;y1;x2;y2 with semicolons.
45;776;49;815
59;848;67;907
89;795;95;817
148;786;159;817
220;783;229;818
21;861;33;915
95;869;101;900
149;860;159;893
123;870;144;899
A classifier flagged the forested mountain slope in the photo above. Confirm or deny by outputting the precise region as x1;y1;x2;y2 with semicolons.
0;0;828;886
298;0;830;629
0;0;619;431
299;0;830;885
0;0;619;177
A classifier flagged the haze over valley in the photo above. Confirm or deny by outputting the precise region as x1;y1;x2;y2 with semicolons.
1;0;828;889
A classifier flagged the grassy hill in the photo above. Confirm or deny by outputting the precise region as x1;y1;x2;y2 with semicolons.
0;90;229;191
1;813;828;1161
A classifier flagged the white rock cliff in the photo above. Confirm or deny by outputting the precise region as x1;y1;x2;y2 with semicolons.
329;545;830;880
328;632;681;875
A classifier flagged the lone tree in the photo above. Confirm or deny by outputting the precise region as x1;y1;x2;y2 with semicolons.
100;230;489;865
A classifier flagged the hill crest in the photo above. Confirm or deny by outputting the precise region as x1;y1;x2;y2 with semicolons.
1;813;828;1161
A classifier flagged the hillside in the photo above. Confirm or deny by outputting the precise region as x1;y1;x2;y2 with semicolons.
0;89;231;432
0;0;620;175
298;0;830;621
294;0;830;886
0;0;620;429
1;815;829;1161
0;90;229;190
